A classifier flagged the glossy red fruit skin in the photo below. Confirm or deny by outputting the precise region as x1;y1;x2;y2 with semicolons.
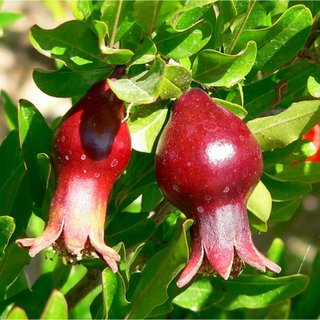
303;123;320;162
17;80;131;271
155;88;281;287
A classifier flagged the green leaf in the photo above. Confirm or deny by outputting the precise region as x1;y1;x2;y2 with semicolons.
173;277;224;312
262;174;311;201
111;150;155;212
247;181;272;223
213;98;247;119
6;307;29;320
232;5;313;75
275;162;320;184
130;37;157;65
125;220;192;319
159;65;191;100
1;91;18;130
134;0;184;33
40;290;68;319
33;66;112;98
293;252;320;319
247;100;320;152
0;216;15;259
215;274;308;310
269;199;301;223
154;21;212;60
107;212;155;248
266;238;285;277
30;20;106;71
307;74;320;98
0;12;23;29
108;57;166;104
128;102;168;153
244;61;314;120
102;269;130;319
18;100;52;205
0;243;30;302
193;41;257;87
0;131;25;213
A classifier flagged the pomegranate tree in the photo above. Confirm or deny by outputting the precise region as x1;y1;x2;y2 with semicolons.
155;88;281;287
16;79;131;272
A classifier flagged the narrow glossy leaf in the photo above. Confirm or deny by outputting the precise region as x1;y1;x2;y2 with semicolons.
30;21;106;71
275;162;320;183
193;41;257;87
307;74;320;98
214;98;247;119
107;212;155;248
130;37;157;65
0;130;23;186
108;57;166;104
173;277;224;312
102;269;130;319
233;5;313;74
1;91;18;130
247;100;320;152
244;61;314;120
6;307;29;320
128;102;168;153
247;181;272;222
0;243;30;301
269;199;301;223
266;238;285;277
102;47;134;65
173;5;211;30
0;12;23;29
0;216;15;259
154;21;212;60
72;0;102;21
293;252;320;319
125;220;192;319
160;65;191;100
134;0;183;33
40;290;68;319
215;274;308;310
111;150;155;212
262;174;311;201
33;66;112;98
18;100;52;205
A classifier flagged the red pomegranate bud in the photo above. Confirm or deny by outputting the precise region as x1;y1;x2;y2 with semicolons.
17;80;131;271
155;88;281;287
303;123;320;162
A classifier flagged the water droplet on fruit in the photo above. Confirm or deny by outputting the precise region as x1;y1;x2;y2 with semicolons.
111;159;118;167
173;184;179;192
187;162;192;167
239;135;244;141
94;172;101;178
65;155;69;160
83;169;87;173
81;154;87;160
223;186;230;193
61;136;66;142
197;206;204;213
205;195;212;201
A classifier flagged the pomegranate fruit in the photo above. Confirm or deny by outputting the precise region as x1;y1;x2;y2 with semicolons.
155;88;281;287
17;78;131;272
302;123;320;162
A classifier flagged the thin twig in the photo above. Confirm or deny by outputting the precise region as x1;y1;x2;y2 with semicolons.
227;0;255;54
65;268;101;310
148;1;160;37
109;0;123;48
